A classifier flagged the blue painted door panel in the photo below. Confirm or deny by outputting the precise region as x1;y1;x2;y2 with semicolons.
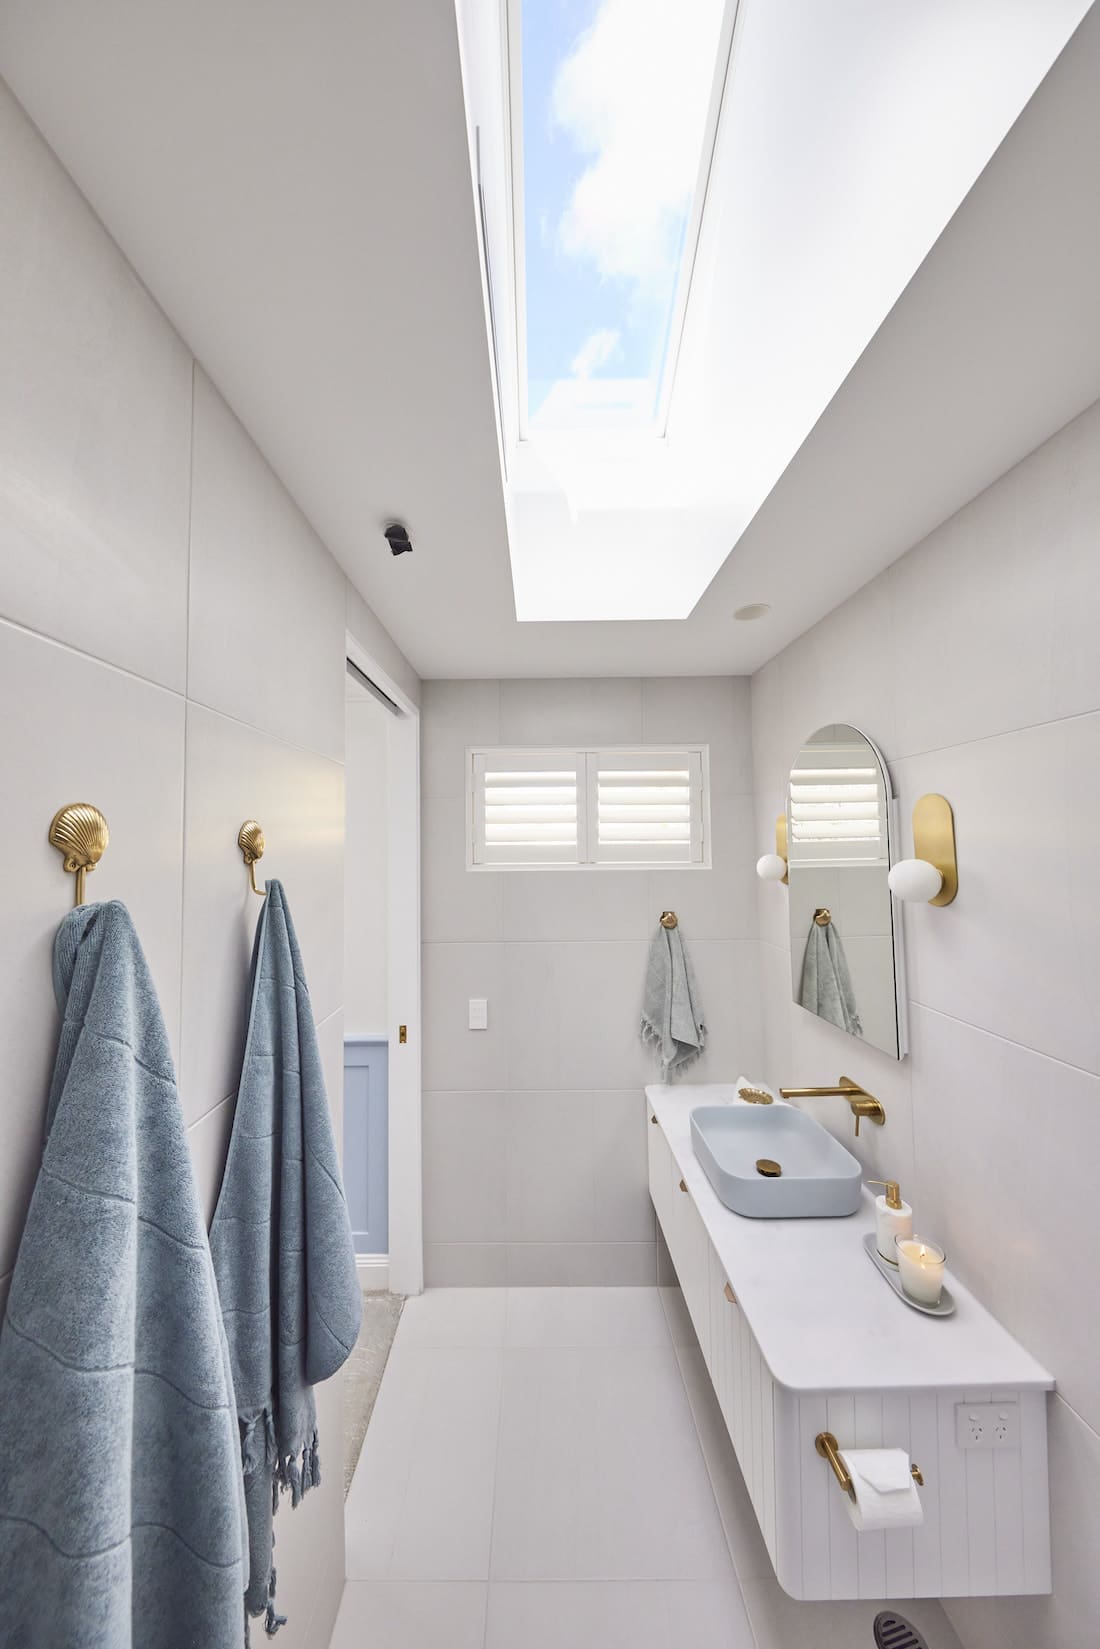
343;1037;388;1255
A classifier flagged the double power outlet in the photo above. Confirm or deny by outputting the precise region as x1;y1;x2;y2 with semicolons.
955;1401;1019;1449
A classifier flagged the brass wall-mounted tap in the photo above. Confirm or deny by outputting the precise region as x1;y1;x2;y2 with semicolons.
777;1076;886;1136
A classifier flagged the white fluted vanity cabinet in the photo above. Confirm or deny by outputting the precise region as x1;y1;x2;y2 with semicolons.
648;1085;1054;1601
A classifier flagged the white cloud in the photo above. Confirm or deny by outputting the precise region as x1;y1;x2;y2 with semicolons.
570;326;621;378
551;0;724;292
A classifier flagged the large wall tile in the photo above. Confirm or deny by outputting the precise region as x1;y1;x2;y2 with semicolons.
422;795;504;943
0;85;191;690
686;941;764;1084
187;369;346;760
179;702;344;1123
641;675;754;795
422;1093;508;1245
896;713;1100;1076
499;676;643;746
424;1244;509;1287
421;680;500;800
187;1094;235;1227
422;943;508;1092
0;622;185;1276
649;793;757;941
911;1006;1100;1428
891;400;1100;758
506;1241;658;1287
502;868;651;943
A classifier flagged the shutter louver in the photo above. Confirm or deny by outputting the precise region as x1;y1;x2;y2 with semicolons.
594;751;704;865
474;758;581;864
789;761;886;864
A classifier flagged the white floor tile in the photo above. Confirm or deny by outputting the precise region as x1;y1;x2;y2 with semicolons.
740;1578;963;1649
485;1579;755;1648
505;1286;671;1349
344;1346;502;1580
329;1581;487;1649
396;1287;508;1349
490;1344;731;1581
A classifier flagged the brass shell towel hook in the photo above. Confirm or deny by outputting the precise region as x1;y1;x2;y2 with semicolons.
238;820;267;896
659;911;678;929
49;803;109;906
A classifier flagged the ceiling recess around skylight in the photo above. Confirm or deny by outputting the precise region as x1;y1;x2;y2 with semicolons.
472;0;1093;623
511;0;731;435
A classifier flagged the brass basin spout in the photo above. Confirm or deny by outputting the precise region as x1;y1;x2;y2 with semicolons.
778;1076;886;1137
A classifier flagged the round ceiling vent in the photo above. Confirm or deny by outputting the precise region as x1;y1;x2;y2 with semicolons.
733;602;771;621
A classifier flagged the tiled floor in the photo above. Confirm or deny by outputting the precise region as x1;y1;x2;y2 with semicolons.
331;1287;962;1649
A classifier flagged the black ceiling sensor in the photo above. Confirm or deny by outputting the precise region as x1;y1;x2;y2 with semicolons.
384;522;413;556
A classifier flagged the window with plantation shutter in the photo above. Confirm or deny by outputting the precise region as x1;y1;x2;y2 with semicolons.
469;747;708;870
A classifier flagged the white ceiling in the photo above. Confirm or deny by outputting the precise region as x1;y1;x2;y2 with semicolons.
2;1;1099;679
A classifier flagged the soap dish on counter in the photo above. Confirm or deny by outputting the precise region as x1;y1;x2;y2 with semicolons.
863;1233;956;1317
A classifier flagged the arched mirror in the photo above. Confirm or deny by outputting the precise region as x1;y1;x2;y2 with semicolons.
786;724;906;1059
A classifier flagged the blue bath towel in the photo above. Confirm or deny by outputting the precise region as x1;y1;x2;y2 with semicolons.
210;881;361;1638
0;901;248;1648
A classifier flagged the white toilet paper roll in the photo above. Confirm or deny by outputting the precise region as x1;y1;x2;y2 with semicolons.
841;1448;924;1532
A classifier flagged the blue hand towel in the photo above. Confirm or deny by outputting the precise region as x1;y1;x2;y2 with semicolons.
210;881;361;1638
0;901;248;1648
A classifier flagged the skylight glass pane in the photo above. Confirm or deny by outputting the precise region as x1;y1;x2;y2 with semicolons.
518;0;726;433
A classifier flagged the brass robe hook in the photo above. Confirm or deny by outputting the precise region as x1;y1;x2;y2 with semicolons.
238;820;267;896
49;803;110;906
659;911;678;929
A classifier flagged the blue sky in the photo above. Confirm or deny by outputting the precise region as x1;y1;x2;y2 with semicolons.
519;0;723;427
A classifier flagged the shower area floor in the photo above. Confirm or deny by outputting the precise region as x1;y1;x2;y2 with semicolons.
342;1287;403;1495
332;1286;962;1649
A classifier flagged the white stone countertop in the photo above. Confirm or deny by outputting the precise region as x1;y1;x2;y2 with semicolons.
647;1082;1054;1396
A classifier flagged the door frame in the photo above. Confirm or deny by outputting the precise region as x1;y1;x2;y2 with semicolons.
345;632;423;1296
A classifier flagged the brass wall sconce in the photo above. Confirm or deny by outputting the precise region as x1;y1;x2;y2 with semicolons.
49;803;110;906
238;819;267;896
756;812;788;885
888;793;958;907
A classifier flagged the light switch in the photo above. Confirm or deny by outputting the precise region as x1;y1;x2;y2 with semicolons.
468;997;488;1031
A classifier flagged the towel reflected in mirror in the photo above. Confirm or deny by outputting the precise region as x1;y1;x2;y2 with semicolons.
799;913;863;1037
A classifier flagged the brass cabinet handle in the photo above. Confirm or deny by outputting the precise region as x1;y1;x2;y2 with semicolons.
724;1282;737;1304
678;1178;688;1193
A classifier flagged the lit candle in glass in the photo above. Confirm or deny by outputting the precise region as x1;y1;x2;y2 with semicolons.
894;1236;946;1306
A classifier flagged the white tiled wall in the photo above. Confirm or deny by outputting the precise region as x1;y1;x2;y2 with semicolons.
421;676;761;1285
0;78;416;1649
750;396;1100;1649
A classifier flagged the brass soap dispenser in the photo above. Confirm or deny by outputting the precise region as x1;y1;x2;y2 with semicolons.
868;1179;913;1264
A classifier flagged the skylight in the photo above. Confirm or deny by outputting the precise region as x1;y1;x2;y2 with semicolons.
512;0;729;434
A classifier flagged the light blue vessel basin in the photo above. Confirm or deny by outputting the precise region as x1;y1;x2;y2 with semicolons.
690;1104;862;1218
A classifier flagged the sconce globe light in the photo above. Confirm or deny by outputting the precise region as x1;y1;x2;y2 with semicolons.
888;857;944;903
756;853;788;883
889;793;958;907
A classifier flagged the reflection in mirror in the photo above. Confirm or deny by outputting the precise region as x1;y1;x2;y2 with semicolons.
786;724;906;1059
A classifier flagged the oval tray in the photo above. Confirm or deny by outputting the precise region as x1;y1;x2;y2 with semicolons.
863;1233;956;1317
